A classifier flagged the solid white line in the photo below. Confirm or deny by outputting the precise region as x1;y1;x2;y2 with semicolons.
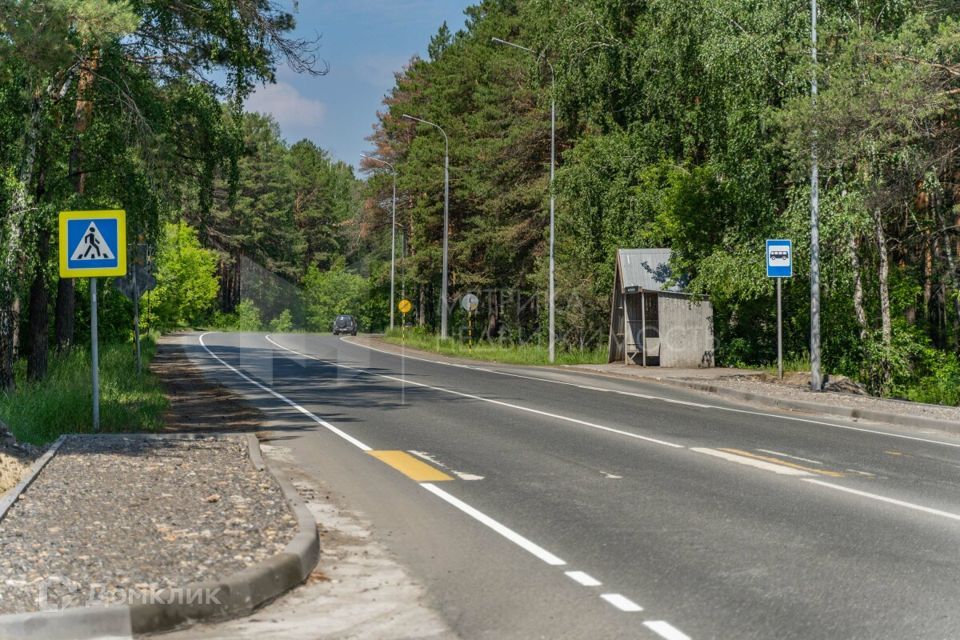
344;337;960;450
804;478;960;522
644;620;692;640
600;593;643;612
198;333;372;452
265;335;685;449
565;571;602;587
419;482;566;566
692;447;812;476
757;449;823;465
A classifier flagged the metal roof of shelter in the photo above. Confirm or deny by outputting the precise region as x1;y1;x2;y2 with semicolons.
617;248;688;294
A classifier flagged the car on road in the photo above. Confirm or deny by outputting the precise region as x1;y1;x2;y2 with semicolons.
332;314;358;336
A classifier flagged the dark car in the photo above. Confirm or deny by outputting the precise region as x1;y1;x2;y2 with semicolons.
332;314;358;336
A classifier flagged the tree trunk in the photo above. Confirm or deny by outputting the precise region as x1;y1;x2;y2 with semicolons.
54;52;99;352
875;210;892;347
26;153;51;381
849;234;868;340
418;286;425;327
0;182;32;391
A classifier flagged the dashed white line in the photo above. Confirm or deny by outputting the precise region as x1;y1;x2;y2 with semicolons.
757;449;823;465
692;447;812;476
804;478;960;522
565;571;602;587
644;620;692;640
601;593;643;612
198;333;371;451
419;482;566;566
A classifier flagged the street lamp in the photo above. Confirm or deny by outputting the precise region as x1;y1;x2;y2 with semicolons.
810;0;822;391
360;153;397;331
492;36;556;364
402;113;450;340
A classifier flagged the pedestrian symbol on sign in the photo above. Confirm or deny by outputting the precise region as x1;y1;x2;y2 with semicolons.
71;222;115;261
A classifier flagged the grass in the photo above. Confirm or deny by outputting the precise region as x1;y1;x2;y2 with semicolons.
0;334;167;445
382;329;607;366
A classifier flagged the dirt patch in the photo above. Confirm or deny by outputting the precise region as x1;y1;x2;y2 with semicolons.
151;338;265;433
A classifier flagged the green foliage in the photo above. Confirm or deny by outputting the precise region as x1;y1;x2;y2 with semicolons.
233;299;263;331
146;222;219;329
0;335;166;445
302;262;379;332
268;309;295;333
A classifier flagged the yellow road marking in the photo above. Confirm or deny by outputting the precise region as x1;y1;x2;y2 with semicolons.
368;450;454;482
720;448;846;478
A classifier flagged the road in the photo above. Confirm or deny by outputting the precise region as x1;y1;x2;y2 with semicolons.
185;331;960;640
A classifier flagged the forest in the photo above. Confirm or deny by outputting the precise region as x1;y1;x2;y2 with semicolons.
1;0;959;406
360;0;960;404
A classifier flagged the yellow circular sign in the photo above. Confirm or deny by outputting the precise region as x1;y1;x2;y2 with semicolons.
398;299;412;314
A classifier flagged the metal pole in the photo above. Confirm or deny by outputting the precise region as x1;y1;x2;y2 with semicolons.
777;278;783;380
442;142;449;340
491;38;557;362
90;277;100;431
360;154;398;332
548;65;556;364
640;290;647;367
391;173;396;332
133;266;141;374
810;0;822;391
400;115;449;339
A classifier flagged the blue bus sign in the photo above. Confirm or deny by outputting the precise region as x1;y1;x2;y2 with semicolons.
766;239;792;278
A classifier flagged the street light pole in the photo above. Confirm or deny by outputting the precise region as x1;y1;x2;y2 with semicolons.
402;113;450;339
809;0;822;391
361;154;397;331
492;37;556;363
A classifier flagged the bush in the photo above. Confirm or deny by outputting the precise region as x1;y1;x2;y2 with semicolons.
268;309;294;333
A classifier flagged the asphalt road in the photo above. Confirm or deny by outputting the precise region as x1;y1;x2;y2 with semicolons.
185;331;960;640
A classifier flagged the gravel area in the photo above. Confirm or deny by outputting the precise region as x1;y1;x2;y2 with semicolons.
0;434;297;614
692;374;960;423
0;421;38;495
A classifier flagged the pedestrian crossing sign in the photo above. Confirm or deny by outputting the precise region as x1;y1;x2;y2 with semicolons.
59;210;126;278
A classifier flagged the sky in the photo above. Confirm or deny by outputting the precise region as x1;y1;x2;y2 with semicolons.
244;1;475;171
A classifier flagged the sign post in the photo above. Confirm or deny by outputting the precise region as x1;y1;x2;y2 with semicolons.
59;210;127;431
461;293;479;350
766;239;793;380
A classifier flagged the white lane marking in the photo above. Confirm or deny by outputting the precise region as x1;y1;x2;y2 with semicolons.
408;450;485;480
692;447;812;476
845;469;876;477
804;479;960;522
344;337;960;450
644;620;692;640
565;571;602;587
757;449;823;465
600;593;643;612
265;335;684;450
198;333;372;452
419;482;566;566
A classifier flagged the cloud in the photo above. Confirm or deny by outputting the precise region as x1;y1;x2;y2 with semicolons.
245;81;327;130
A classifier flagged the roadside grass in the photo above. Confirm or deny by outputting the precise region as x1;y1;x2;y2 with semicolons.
382;329;607;366
0;334;167;445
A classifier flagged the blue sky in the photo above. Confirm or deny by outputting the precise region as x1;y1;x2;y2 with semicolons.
245;1;475;170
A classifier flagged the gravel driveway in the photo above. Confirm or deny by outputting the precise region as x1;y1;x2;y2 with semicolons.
0;434;297;614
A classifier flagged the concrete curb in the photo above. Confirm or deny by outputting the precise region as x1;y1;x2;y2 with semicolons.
0;433;320;640
0;435;66;522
